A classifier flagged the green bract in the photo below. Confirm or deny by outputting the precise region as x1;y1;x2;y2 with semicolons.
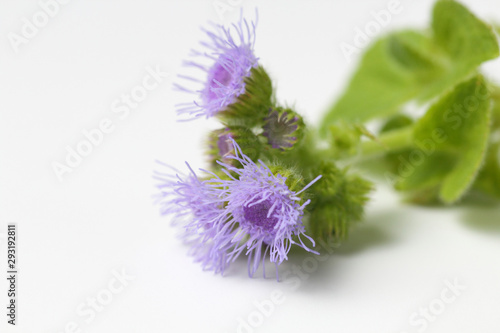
307;162;372;240
220;66;273;127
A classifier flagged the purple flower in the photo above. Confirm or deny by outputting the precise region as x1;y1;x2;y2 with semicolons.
155;140;321;279
154;162;229;273
174;14;258;119
216;128;234;158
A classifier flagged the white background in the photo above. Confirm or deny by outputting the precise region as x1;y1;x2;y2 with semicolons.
1;0;500;332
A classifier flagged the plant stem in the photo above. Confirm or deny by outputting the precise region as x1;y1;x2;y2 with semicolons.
356;126;414;161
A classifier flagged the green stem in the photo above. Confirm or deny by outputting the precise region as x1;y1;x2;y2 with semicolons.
275;125;415;173
355;126;414;161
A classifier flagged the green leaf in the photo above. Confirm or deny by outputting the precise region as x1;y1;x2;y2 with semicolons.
491;85;500;129
321;31;437;128
397;75;492;203
472;142;500;199
320;0;499;133
380;115;414;133
463;83;500;199
420;0;500;100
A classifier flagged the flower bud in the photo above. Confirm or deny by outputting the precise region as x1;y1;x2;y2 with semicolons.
207;127;261;167
262;107;304;151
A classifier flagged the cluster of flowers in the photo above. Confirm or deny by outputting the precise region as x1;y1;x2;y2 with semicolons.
154;14;370;279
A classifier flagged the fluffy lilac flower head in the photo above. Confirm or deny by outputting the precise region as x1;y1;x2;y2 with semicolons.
174;14;258;119
154;162;228;272
155;140;321;279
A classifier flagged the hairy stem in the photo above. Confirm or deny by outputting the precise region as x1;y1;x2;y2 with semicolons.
358;126;414;159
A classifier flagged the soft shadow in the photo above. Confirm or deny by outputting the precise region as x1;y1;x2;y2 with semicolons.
335;223;392;256
276;210;405;291
223;214;395;282
222;210;411;283
460;205;500;234
220;199;500;284
458;191;500;208
454;191;500;234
